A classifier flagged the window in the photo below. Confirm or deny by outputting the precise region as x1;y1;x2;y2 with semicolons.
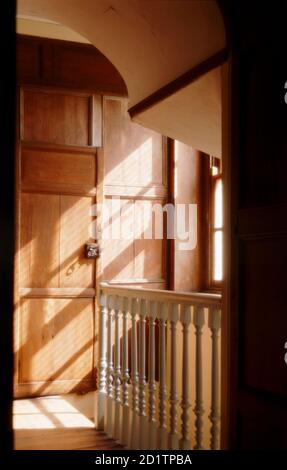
210;157;223;287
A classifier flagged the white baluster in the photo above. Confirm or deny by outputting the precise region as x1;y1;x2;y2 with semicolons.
138;298;147;449
168;303;180;450
130;298;139;449
97;291;107;430
148;301;157;449
121;296;130;447
208;307;221;450
158;301;168;449
105;294;114;437
113;295;122;441
193;306;205;450
180;304;192;450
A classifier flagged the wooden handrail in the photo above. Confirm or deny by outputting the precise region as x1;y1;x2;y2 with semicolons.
100;282;222;308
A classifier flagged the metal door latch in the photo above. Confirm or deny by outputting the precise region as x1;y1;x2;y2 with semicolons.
85;243;100;259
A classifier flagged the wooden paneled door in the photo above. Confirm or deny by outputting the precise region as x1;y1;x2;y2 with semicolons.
228;2;287;448
14;87;101;397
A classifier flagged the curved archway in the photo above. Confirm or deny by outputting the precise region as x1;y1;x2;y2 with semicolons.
17;1;226;103
17;1;226;156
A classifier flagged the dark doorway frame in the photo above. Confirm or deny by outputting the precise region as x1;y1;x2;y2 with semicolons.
0;0;16;454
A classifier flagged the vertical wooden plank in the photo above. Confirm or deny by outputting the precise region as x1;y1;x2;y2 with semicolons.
59;196;94;288
14;144;21;397
20;193;60;288
41;42;54;82
19;87;25;141
90;94;102;147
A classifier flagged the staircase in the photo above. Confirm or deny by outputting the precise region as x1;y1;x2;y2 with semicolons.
97;282;222;450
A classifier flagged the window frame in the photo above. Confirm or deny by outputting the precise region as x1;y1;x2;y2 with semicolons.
208;157;223;291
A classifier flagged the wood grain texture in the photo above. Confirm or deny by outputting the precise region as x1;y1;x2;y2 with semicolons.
134;199;165;280
173;141;205;292
16;34;128;97
104;97;165;188
21;146;97;196
15;86;98;398
18;298;94;386
59;196;95;288
14;428;122;450
20;193;60;288
22;89;90;146
19;288;96;298
102;97;168;288
102;198;166;283
227;1;287;448
13;396;122;450
16;39;40;82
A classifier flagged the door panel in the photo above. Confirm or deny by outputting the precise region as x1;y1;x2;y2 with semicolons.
19;298;94;390
15;87;98;398
21;89;91;146
59;196;95;288
21;147;96;196
240;236;287;398
20;193;60;288
229;2;287;448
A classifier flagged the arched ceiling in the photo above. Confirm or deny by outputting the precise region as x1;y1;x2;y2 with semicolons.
17;0;226;157
17;17;91;44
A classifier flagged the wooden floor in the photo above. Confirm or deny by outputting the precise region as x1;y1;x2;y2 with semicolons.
14;428;123;450
13;396;122;450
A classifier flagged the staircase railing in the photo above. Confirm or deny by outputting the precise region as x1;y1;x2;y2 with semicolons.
97;282;222;450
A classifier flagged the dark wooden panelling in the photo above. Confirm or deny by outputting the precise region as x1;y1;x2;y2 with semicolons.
238;204;287;236
53;42;126;94
239;235;287;397
16;35;127;96
238;52;287;208
22;89;90;146
16;40;40;82
228;0;287;449
237;395;287;449
0;0;15;452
